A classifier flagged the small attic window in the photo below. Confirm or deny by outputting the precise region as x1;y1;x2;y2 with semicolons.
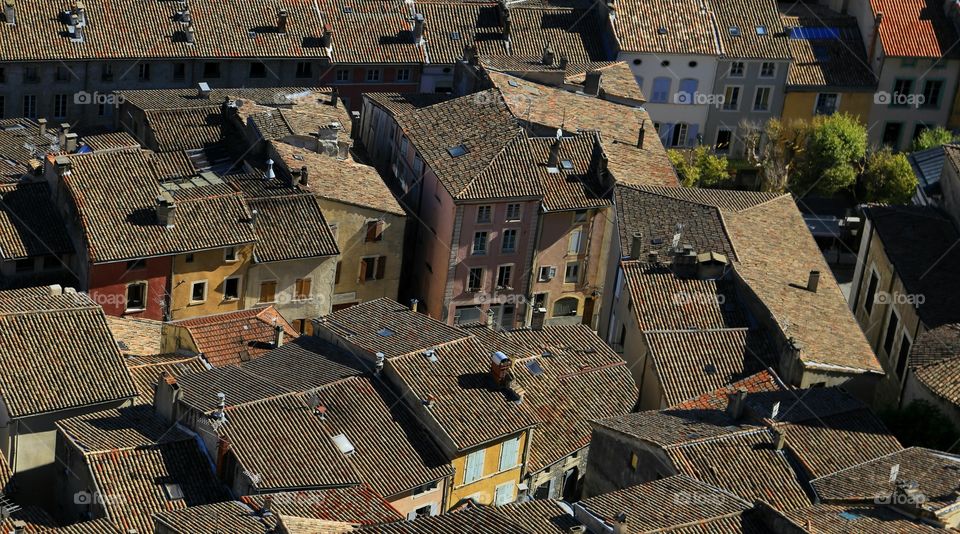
729;26;741;36
332;433;356;455
560;160;574;170
656;27;668;35
755;25;767;35
451;31;462;40
163;483;185;501
447;144;468;157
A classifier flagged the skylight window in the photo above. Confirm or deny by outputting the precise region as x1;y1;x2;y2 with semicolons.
447;144;468;157
342;6;354;13
376;327;394;337
656;27;668;35
450;31;462;40
163;483;185;501
729;26;741;36
332;434;356;455
525;360;545;376
755;25;766;35
560;160;574;170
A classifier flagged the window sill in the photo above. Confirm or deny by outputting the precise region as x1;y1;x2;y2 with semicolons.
124;308;146;314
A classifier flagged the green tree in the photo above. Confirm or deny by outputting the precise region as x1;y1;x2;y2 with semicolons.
668;146;730;188
862;148;918;204
910;127;959;152
880;400;960;451
791;113;867;196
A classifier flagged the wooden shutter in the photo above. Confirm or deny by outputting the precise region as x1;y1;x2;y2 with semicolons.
259;281;276;303
499;437;519;471
464;449;485;484
375;256;386;280
295;278;311;300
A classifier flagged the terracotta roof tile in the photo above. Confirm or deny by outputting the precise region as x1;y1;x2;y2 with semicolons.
106;316;163;357
216;393;362;490
168;306;299;367
611;0;720;55
784;503;946;533
496;500;581;533
86;439;230;534
153;501;269;534
80;131;141;152
911;323;960;368
145;107;224;153
711;0;790;59
234;188;340;262
779;3;876;89
0;293;138;418
127;355;208;405
57;404;191;453
578;475;752;531
0;182;74;261
241;486;403;525
913;355;960;410
644;328;778;406
270;141;406;216
870;0;960;58
0;0;330;61
61;150;256;263
356;505;535;533
672;370;784;411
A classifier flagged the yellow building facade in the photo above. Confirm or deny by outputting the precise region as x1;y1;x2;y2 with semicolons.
780;92;874;125
446;431;528;509
169;245;253;320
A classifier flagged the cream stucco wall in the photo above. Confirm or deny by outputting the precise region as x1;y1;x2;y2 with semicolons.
244;256;336;325
169;245;253;320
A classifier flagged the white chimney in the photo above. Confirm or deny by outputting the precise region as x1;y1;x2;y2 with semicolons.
186;24;195;45
273;324;284;347
37;118;47;136
65;132;78;152
375;352;385;374
264;159;275;181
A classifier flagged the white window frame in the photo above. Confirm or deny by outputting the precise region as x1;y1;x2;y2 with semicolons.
189;280;208;304
722;86;742;111
753;86;773;112
223;276;242;301
224;246;238;262
125;281;148;312
396;68;411;82
564;261;580;284
814;92;841;115
501;228;518;253
496;264;513;289
729;61;745;78
505;203;521;222
476;205;492;224
472;232;488;256
467;267;484;292
760;61;776;78
366;68;382;82
567;227;584;255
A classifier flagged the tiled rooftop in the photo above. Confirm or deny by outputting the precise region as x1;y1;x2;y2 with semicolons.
779;3;876;89
0;291;137;418
0;182;74;261
270;141;406;216
153;501;270;534
60;150;256;263
644;328;778;406
240;485;403;525
57;404;190;453
127;355;208;405
870;0;960;58
166;306;300;367
711;0;790;59
611;0;720;55
86;439;230;534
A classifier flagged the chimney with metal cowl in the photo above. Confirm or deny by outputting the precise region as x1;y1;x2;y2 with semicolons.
3;0;15;25
156;192;176;228
583;71;602;96
410;298;419;312
412;13;425;44
264;158;275;181
807;270;820;293
299;165;309;186
276;8;288;33
547;136;561;167
375;352;385;374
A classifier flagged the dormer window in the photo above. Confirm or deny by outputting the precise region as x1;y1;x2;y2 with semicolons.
729;26;741;37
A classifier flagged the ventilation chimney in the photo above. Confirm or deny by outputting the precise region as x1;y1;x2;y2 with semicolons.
299;165;309;186
613;512;628;534
264;158;275;181
773;428;786;450
3;0;15;25
48;284;63;296
59;123;70;147
583;71;602;96
486;308;496;329
630;232;643;260
156;192;176;228
261;495;274;517
215;392;227;421
65;132;78;152
541;42;555;66
558;54;568;71
37;118;47;136
197;81;211;98
321;23;334;48
412;13;425;44
11;521;26;534
375;352;385;374
547;137;561;167
336;140;350;160
637;122;646;148
725;387;747;420
410;298;419;312
490;351;512;386
531;307;546;330
75;0;86;25
807;270;820;293
647;250;659;263
186;24;195;45
249;208;258;226
276;8;288;33
274;324;284;347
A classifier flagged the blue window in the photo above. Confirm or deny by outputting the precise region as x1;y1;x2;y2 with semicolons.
677;78;698;104
651;77;671;103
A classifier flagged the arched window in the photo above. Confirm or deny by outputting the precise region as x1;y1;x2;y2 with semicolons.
553;297;579;317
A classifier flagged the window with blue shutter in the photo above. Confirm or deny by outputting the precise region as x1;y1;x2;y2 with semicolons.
687;124;700;146
499;437;520;471
464;449;485;484
677;78;698;104
651;77;671;103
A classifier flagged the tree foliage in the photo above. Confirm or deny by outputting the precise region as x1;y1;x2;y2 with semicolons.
668;146;731;188
792;113;867;196
862;148;918;204
910;127;959;152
